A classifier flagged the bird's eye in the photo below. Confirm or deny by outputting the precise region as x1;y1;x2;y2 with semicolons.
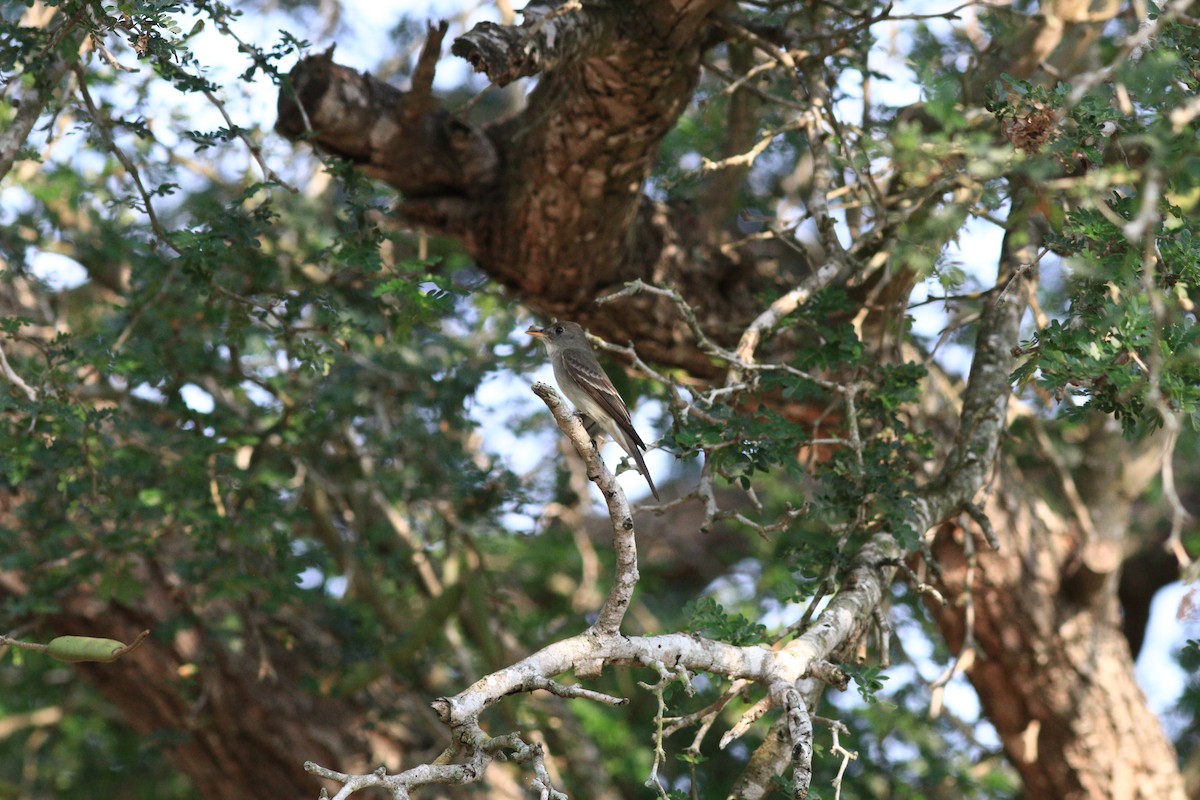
554;325;563;334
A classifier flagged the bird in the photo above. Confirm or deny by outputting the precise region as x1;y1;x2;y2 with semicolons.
526;321;660;501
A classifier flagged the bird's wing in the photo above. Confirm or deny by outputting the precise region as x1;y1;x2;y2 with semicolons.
561;348;660;500
561;348;646;450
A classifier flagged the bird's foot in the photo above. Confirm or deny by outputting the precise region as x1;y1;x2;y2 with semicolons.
574;412;603;445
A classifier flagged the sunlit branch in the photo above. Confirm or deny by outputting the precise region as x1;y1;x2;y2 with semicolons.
531;382;639;635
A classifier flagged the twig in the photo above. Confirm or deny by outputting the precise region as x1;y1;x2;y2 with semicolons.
963;501;1000;550
825;719;858;800
1067;0;1192;107
664;679;747;737
527;676;628;706
598;280;843;390
0;345;39;402
201;87;297;191
720;694;772;749
1160;423;1193;569
889;558;947;605
72;64;173;249
727;259;849;385
700;58;808;112
408;21;449;119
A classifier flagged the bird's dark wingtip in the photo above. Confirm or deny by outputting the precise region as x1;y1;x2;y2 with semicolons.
645;473;661;502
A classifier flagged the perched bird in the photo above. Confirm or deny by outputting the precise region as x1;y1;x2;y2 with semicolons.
526;321;660;501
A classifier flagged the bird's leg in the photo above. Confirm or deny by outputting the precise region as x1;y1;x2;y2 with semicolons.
574;412;603;445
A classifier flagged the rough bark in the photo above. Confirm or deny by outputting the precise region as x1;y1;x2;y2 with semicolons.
924;218;1184;797
930;477;1185;800
277;0;786;376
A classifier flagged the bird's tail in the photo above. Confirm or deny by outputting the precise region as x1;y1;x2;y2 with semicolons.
621;434;660;502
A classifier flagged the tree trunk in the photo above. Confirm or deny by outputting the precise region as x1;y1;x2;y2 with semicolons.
929;455;1185;799
12;564;427;800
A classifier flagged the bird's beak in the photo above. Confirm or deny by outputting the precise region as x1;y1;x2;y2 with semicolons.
525;326;546;339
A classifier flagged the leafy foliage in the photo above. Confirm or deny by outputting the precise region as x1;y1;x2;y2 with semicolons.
1;0;1198;799
685;596;769;646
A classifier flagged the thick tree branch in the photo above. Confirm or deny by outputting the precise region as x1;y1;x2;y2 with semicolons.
275;3;809;376
408;20;449;117
917;211;1034;525
751;189;1034;794
451;1;606;86
921;188;1186;798
275;48;498;244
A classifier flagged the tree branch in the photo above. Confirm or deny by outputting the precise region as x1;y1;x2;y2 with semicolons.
275;47;499;240
530;382;639;637
450;0;602;86
0;6;76;183
918;204;1035;525
274;4;805;376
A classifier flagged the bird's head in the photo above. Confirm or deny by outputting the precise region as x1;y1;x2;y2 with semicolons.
525;321;587;348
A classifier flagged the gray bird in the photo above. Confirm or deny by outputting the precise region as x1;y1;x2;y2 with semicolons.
527;321;660;501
